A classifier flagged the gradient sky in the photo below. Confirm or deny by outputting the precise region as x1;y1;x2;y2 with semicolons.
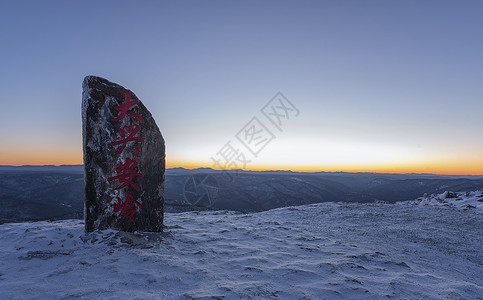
0;0;482;174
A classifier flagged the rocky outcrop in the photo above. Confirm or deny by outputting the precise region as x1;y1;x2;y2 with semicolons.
82;76;165;232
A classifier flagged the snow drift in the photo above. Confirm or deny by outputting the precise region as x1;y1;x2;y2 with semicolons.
1;199;481;299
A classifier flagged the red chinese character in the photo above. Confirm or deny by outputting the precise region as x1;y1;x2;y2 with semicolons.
111;123;144;154
108;158;143;191
112;91;145;123
113;192;143;222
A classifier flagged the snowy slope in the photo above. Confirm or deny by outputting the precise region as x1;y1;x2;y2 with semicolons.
0;202;482;299
401;190;483;211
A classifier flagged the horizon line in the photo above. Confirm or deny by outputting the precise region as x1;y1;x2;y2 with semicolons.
1;164;483;176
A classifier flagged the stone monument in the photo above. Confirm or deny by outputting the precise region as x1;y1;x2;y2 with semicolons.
82;76;165;232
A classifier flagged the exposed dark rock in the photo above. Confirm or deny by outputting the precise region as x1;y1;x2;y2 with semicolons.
82;76;165;232
444;191;458;199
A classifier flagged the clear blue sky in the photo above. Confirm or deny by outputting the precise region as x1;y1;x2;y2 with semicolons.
1;0;482;174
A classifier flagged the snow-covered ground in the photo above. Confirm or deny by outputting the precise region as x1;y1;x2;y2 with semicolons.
402;190;483;211
0;201;482;299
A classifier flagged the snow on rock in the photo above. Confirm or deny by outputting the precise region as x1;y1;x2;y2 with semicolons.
401;190;483;211
0;202;482;299
82;76;165;232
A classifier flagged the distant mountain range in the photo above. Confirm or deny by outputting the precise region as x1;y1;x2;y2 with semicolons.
0;165;83;172
1;165;483;223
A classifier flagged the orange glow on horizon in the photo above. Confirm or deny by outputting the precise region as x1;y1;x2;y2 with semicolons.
166;159;483;176
2;155;483;176
0;150;83;166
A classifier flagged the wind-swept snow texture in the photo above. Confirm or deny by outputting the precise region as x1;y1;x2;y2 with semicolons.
0;202;481;299
402;190;483;211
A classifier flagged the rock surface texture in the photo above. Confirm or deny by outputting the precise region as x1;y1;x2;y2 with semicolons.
82;76;165;232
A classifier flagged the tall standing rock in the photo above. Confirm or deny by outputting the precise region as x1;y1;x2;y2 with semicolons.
82;76;165;232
